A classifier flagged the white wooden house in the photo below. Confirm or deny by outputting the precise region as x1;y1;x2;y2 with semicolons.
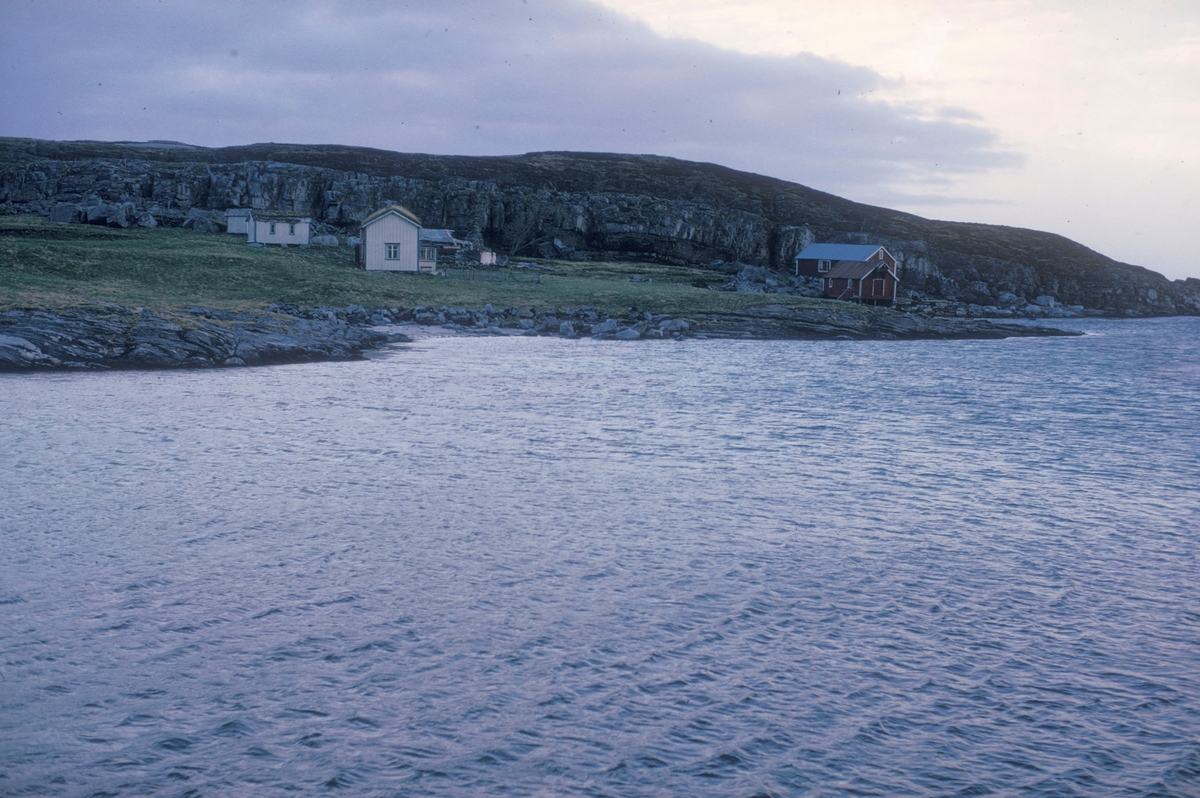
358;205;432;272
247;211;311;246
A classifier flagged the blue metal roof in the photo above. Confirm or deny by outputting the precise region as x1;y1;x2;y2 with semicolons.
795;243;884;261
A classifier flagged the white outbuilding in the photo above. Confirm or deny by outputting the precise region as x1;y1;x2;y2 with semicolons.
224;208;252;235
357;205;435;272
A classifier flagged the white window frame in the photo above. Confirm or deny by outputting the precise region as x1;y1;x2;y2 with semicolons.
385;243;400;260
289;223;296;236
269;222;276;235
818;259;832;273
420;246;437;261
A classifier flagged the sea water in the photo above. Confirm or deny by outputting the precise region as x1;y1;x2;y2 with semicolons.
2;318;1198;796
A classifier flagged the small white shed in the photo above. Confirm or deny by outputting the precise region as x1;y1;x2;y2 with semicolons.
247;212;311;246
225;208;252;235
358;205;428;272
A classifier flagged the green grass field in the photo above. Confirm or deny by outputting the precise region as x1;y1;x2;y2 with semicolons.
0;214;841;316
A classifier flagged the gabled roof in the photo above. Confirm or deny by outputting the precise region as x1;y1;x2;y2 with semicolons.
418;229;460;245
826;260;895;280
795;243;886;261
361;204;422;227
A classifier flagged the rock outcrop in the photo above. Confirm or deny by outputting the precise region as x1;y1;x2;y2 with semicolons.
369;302;1078;342
3;137;1198;316
0;305;405;371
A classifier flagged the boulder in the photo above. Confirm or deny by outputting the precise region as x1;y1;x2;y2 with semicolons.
958;281;995;305
107;203;134;228
49;204;80;223
311;234;339;247
182;208;222;233
615;327;641;340
591;318;618;335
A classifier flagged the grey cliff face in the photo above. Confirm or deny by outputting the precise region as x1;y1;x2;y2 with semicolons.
2;138;1198;316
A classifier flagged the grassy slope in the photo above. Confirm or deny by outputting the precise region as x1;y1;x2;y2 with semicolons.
0;215;843;316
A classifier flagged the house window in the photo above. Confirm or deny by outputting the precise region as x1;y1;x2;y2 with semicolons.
385;243;400;260
269;222;276;235
289;223;296;236
420;246;437;261
818;259;831;273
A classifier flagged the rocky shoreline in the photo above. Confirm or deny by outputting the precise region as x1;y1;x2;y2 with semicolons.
0;305;406;372
0;302;1083;372
385;302;1082;341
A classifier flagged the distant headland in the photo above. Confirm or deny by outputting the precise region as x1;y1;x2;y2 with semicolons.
2;137;1195;370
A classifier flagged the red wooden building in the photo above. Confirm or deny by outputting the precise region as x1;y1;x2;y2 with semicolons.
823;260;899;305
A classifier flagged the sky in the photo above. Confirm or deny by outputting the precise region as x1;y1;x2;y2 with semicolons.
1;0;1197;279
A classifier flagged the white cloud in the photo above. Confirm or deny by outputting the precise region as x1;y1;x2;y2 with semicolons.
0;0;1014;190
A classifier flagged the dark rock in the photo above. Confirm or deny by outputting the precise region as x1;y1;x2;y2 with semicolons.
0;306;395;372
49;204;80;223
591;318;618;335
0;333;60;368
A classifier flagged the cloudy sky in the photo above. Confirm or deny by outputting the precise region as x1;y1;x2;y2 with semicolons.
2;0;1197;279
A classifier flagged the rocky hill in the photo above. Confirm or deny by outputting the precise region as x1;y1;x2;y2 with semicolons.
2;137;1197;315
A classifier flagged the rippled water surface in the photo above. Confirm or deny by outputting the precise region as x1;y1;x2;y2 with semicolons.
2;318;1199;797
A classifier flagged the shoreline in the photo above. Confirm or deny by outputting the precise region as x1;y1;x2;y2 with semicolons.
378;302;1084;342
0;305;407;372
1;302;1085;373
